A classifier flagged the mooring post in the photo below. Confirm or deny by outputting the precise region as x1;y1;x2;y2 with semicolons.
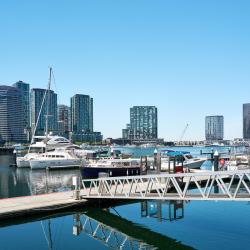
156;152;161;173
72;176;81;200
153;148;157;170
213;150;219;171
173;158;176;173
211;149;214;161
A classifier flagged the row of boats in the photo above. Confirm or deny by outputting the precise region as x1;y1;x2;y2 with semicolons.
15;135;208;178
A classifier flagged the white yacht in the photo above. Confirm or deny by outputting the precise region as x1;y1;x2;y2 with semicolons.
16;136;73;168
29;148;84;170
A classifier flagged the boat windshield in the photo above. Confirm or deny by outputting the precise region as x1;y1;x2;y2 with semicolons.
184;154;193;159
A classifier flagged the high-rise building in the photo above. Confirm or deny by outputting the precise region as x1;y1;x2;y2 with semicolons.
205;115;224;140
71;94;93;133
243;104;250;139
122;124;131;139
57;104;71;136
0;86;26;142
129;106;158;140
30;88;57;136
12;81;30;129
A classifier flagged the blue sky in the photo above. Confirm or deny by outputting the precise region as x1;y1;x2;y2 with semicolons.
1;0;250;140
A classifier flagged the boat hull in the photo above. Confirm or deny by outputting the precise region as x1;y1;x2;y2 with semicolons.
161;159;206;170
184;159;206;169
81;166;141;179
30;159;81;170
16;158;31;168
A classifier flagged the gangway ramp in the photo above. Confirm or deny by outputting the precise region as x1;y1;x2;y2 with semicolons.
81;170;250;201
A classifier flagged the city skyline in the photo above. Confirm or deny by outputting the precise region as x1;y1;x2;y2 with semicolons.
1;1;250;140
0;78;249;141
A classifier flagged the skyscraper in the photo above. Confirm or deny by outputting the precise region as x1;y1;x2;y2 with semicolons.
71;94;93;133
129;106;158;140
243;104;250;139
12;81;30;129
205;115;224;140
30;88;57;136
57;104;71;135
0;86;26;142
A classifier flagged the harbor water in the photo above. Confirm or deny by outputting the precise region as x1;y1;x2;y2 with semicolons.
0;146;250;250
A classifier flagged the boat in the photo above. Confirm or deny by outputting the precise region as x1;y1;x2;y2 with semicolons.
224;154;249;172
16;136;74;168
160;150;207;170
17;68;73;168
29;147;84;170
81;158;141;178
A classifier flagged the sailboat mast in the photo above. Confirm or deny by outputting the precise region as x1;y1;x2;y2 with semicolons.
45;67;52;141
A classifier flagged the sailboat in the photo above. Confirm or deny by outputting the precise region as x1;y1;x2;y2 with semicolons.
16;68;73;168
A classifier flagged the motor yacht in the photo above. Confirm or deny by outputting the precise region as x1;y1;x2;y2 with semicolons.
81;158;141;178
16;136;74;168
29;148;84;170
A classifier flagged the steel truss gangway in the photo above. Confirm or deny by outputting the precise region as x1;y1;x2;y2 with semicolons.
73;213;156;250
81;170;250;201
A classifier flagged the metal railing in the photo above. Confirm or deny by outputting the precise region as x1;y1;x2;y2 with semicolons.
81;170;250;201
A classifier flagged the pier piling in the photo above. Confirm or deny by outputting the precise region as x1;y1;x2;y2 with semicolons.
213;150;219;171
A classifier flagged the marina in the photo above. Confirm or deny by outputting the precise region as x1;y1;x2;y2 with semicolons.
1;146;250;250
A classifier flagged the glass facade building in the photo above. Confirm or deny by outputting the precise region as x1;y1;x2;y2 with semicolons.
0;86;26;142
205;115;224;140
243;103;250;139
12;81;30;129
70;94;93;133
129;106;158;140
57;104;71;136
30;88;57;136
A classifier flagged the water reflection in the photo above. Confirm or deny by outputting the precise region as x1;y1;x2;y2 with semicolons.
0;155;81;198
15;168;81;195
73;213;156;250
141;200;184;222
73;205;193;250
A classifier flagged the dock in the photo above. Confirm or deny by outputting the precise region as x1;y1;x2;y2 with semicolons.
1;169;250;221
0;191;87;220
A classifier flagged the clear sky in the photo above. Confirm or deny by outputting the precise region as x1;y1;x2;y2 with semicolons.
1;0;250;140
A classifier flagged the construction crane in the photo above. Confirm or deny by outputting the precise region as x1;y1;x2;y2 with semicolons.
179;123;189;142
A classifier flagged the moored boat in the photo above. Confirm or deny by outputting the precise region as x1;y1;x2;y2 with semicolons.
160;150;207;170
81;158;141;178
29;148;83;170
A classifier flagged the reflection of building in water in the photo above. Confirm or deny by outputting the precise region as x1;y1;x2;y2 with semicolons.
15;168;81;195
141;200;184;222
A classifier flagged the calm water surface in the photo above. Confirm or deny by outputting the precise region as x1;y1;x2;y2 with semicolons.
0;146;249;250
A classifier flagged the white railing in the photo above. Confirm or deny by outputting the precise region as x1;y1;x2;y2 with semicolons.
81;170;250;201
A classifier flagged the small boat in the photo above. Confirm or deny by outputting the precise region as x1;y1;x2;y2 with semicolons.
29;148;83;170
81;158;141;178
161;150;207;170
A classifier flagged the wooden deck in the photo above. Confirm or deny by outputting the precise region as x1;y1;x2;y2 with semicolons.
0;191;87;220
